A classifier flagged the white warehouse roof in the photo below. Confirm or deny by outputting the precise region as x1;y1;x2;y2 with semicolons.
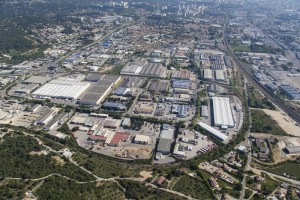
215;70;225;81
198;122;228;142
32;79;90;100
203;69;213;80
211;97;234;128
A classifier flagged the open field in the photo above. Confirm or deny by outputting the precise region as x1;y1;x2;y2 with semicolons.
251;109;288;135
261;109;300;137
172;175;215;199
261;162;300;181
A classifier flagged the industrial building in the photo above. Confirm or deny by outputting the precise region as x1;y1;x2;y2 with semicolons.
203;69;213;80
113;87;132;96
15;84;39;94
215;70;225;81
198;122;228;142
157;127;175;155
279;84;300;100
32;78;91;100
211;97;234;129
36;109;57;125
102;101;126;111
172;80;192;89
171;70;191;80
134;134;151;144
172;105;188;118
201;105;209;118
285;146;300;154
23;76;52;85
148;80;169;92
120;61;166;78
79;75;121;105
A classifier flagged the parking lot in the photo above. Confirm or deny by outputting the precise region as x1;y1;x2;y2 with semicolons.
174;130;216;159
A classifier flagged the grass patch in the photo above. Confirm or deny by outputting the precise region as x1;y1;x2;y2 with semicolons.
231;45;251;52
261;161;300;181
261;173;280;195
244;189;253;199
251;109;287;135
36;176;125;200
172;175;215;199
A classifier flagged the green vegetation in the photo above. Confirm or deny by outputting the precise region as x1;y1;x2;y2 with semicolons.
0;133;94;182
261;161;300;181
118;179;185;200
248;89;275;110
72;152;148;178
251;109;287;135
36;176;125;200
232;45;251;52
244;189;253;199
261;173;280;195
172;175;215;199
0;179;34;200
106;64;125;75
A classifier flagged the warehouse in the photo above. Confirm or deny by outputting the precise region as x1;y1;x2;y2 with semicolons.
79;75;121;105
172;105;188;117
102;101;126;111
171;70;191;80
120;60;147;75
36;109;57;125
23;76;52;85
113;87;132;96
211;97;234;128
134;134;151;144
197;122;228;142
157;138;173;155
285;146;300;154
211;64;224;70
32;79;91;100
224;56;231;67
173;88;190;94
172;80;192;89
148;80;169;92
15;84;39;94
203;69;213;80
103;119;121;129
201;105;209;117
140;63;165;77
279;85;300;100
215;70;225;81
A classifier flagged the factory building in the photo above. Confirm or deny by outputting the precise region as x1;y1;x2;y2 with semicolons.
171;70;191;80
172;80;192;89
172;104;188;118
211;97;234;129
285;146;300;154
203;69;213;80
32;78;91;100
279;84;300;100
79;75;121;105
120;61;166;78
197;122;228;142
157;127;175;155
134;135;151;145
36;109;57;125
23;76;52;85
215;70;225;81
201;105;209;118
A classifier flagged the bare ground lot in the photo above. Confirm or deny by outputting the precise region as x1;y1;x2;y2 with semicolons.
260;109;300;137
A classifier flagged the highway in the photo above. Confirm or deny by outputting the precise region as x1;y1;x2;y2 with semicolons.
223;15;300;125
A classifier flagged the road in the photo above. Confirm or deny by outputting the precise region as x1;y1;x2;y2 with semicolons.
223;14;300;125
